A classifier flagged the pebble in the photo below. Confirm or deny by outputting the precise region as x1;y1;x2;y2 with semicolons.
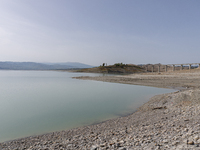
188;140;194;145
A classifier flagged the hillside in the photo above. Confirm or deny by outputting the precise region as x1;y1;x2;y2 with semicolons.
75;63;145;74
43;62;93;69
0;62;93;70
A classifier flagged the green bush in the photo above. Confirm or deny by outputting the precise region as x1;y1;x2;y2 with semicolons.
114;63;125;67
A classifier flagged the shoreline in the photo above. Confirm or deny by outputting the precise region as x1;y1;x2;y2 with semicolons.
1;70;200;149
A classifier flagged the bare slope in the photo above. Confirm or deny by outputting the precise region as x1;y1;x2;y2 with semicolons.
75;63;145;74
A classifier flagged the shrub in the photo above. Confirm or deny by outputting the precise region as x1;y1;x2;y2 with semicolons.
114;63;125;67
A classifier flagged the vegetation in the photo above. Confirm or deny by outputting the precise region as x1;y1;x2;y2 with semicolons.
76;63;145;74
114;63;126;67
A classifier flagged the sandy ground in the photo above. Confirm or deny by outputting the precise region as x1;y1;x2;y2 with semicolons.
1;69;200;149
73;69;200;89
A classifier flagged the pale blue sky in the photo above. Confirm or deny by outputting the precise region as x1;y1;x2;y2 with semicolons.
0;0;200;65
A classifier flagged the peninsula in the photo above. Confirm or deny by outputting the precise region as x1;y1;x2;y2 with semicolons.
74;63;145;74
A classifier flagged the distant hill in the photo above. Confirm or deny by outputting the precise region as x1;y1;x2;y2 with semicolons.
0;62;93;70
43;62;94;69
75;63;145;74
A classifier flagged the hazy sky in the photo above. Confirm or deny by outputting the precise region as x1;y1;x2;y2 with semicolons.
0;0;200;65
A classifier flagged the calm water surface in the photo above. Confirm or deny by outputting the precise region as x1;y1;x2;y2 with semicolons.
0;71;174;142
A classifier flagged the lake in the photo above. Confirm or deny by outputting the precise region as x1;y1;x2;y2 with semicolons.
0;71;174;142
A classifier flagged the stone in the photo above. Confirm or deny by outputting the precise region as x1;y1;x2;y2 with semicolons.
194;135;199;141
90;145;99;150
172;141;179;146
188;140;194;145
119;147;126;150
163;139;168;144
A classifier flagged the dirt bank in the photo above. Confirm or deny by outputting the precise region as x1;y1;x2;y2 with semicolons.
73;69;200;89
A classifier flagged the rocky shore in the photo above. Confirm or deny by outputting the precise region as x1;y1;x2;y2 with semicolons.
1;70;200;149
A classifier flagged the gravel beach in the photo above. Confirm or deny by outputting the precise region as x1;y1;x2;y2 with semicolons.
1;69;200;149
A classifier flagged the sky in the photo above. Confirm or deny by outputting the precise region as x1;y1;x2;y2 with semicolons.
0;0;200;66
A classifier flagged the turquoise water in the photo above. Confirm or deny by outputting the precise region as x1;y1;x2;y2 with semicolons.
0;71;174;142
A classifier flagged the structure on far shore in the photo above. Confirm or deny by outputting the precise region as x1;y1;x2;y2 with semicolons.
143;63;200;73
75;62;200;74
